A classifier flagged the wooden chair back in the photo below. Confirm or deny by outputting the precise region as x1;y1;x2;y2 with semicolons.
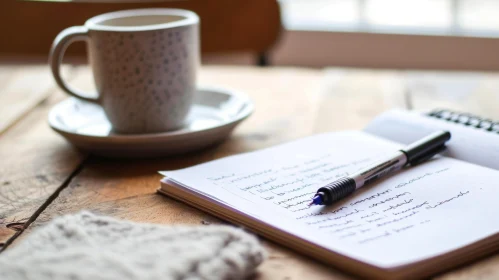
0;0;281;62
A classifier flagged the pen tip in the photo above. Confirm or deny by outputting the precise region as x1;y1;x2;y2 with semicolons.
309;194;323;206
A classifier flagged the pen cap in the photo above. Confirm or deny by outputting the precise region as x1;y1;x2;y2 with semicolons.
401;131;451;165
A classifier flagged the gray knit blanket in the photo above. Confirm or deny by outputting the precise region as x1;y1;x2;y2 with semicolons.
0;212;265;280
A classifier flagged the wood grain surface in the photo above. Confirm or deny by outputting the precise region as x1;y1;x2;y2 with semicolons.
0;65;73;134
0;65;86;248
1;65;498;279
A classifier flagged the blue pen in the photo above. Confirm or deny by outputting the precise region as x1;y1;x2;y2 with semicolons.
309;131;451;206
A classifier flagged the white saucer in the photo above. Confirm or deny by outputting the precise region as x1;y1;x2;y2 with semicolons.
49;86;254;158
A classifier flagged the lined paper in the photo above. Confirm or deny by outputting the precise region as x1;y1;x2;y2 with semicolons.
161;131;499;268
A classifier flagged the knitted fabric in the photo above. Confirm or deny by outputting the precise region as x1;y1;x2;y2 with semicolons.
0;211;265;280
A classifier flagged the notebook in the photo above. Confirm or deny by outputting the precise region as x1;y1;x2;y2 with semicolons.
158;109;499;279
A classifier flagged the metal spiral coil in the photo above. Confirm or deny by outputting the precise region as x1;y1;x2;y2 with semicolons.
428;109;499;132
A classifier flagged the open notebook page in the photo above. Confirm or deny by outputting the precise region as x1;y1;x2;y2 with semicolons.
161;131;499;268
364;109;499;170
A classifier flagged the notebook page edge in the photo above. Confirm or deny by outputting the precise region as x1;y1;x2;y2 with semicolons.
158;181;499;280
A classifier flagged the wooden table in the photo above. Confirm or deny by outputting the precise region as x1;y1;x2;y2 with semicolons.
1;64;498;279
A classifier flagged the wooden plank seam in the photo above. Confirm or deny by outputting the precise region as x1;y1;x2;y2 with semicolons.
404;88;414;110
0;155;89;253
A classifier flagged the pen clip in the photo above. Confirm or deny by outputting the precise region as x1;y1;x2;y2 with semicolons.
408;144;446;166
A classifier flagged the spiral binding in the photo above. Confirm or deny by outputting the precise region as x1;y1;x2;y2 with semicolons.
427;109;499;133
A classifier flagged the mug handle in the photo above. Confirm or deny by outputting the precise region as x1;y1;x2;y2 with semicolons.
49;26;99;104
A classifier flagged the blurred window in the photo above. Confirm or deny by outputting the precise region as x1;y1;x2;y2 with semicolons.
279;0;499;37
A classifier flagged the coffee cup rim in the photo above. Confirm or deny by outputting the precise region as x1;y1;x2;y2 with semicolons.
85;8;199;32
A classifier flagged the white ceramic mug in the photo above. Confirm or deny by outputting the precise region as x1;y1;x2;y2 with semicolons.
50;9;200;134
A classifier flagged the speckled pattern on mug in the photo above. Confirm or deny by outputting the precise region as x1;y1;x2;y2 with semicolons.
88;23;199;134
